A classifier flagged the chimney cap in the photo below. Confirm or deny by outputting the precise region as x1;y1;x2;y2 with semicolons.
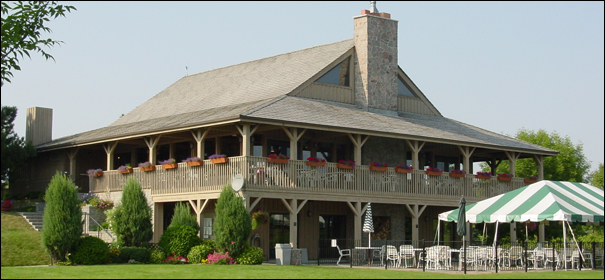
369;1;379;13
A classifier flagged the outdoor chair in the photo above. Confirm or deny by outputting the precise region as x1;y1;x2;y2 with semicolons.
543;247;560;269
385;245;399;267
398;245;416;268
507;246;524;267
332;243;350;266
459;246;478;271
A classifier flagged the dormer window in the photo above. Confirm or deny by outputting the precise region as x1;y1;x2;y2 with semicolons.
397;76;417;97
316;57;351;87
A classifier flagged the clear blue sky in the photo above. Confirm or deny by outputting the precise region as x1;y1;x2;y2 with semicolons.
2;1;604;172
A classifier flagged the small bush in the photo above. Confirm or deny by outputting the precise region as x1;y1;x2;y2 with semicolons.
70;236;109;265
158;224;201;257
150;249;166;264
107;248;121;264
207;251;236;265
118;246;150;264
187;244;215;264
235;246;264;265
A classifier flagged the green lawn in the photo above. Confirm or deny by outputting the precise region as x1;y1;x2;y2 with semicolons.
2;212;602;279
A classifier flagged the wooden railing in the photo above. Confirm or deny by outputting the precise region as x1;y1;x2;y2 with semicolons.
89;156;527;203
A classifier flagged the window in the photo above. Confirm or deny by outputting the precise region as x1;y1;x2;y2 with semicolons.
397;76;416;97
316;57;351;87
203;218;213;239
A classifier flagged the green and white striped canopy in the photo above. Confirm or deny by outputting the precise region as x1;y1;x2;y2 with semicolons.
438;181;604;223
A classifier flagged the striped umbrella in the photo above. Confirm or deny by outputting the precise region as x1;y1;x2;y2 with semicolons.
439;181;604;223
363;203;374;248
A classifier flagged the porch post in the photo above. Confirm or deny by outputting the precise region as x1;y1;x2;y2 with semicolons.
405;204;427;244
153;203;164;243
346;202;365;245
511;222;517;244
103;142;118;170
191;129;209;159
280;198;308;249
347;134;369;165
282;127;306;160
505;151;520;176
533;155;544;180
539;222;545;243
189;199;209;238
406;140;425;169
144;136;161;164
67;148;79;182
457;146;475;173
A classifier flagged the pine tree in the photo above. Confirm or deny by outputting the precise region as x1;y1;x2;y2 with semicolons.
41;171;82;263
113;177;153;247
214;184;251;258
169;202;200;232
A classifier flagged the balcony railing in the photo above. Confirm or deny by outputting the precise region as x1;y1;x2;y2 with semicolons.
89;156;526;202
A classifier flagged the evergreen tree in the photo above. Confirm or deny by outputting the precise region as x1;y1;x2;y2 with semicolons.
214;184;251;258
113;177;153;247
1;106;35;191
41;171;82;263
169;202;200;232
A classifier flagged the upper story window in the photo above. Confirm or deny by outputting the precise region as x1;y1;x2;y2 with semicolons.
397;76;417;97
316;57;351;87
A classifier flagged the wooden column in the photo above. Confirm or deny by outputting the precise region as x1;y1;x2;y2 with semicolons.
237;124;259;157
67;148;79;182
103;142;118;170
189;199;210;237
280;198;308;248
282;127;306;160
191;129;209;159
346;201;367;244
457;146;475;173
505;151;520;176
533;155;544;180
144;136;161;164
153;203;164;243
405;204;427;243
347;134;369;165
406;140;425;169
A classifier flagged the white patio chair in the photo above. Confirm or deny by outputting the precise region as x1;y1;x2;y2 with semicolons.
508;245;524;267
333;244;351;266
399;245;416;268
543;247;560;269
385;245;399;267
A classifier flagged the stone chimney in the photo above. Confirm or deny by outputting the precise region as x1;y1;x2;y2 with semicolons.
26;107;53;146
353;2;398;113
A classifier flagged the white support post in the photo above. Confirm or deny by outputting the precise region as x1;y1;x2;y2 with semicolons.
103;142;118;170
406;140;425;169
144;136;161;164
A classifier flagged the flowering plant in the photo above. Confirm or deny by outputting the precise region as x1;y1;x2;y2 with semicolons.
369;162;388;167
307;157;326;163
527;176;538;180
183;157;201;162
159;158;176;165
426;167;442;172
337;160;355;167
395;165;413;170
89;197;114;211
450;169;465;174
476;171;492;177
207;251;236;265
164;254;188;264
138;161;153;168
498;173;513;177
209;154;226;159
87;168;103;178
268;154;289;159
251;210;269;229
117;164;132;173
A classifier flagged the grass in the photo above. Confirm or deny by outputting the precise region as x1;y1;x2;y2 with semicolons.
1;212;603;279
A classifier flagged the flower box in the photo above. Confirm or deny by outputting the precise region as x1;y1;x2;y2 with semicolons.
211;157;228;164
186;161;203;167
141;165;156;172
497;176;512;182
306;161;326;167
119;168;133;174
370;166;388;172
337;163;354;170
267;158;289;164
475;174;491;180
524;178;537;184
395;167;413;174
87;169;104;178
425;171;443;176
449;172;465;178
162;163;178;170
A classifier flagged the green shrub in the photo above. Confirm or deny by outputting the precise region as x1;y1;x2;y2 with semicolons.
169;202;200;232
70;236;109;265
235;246;264;265
158;224;201;257
150;249;166;264
214;184;251;258
41;171;83;263
187;243;215;264
113;177;153;247
118;246;151;264
108;248;121;264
